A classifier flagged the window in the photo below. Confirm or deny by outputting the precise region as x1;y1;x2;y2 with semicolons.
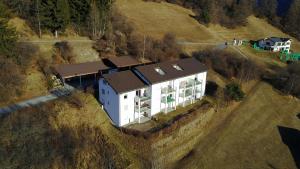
102;89;105;95
124;105;128;111
173;64;183;71
107;90;109;95
155;67;165;75
124;95;127;99
136;90;141;96
107;101;109;105
103;80;107;85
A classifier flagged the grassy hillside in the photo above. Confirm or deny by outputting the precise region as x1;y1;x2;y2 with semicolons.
0;93;133;169
174;82;300;169
115;0;217;42
116;0;300;53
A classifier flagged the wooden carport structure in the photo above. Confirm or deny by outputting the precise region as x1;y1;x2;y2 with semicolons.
54;61;110;86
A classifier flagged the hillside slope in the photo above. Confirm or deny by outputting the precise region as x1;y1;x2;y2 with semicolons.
116;0;300;52
175;82;300;169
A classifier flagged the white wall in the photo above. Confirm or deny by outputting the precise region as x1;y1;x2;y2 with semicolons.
151;81;170;116
99;79;120;126
150;72;207;116
119;91;136;126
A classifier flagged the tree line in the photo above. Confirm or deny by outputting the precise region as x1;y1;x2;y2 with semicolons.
147;0;300;40
3;0;113;38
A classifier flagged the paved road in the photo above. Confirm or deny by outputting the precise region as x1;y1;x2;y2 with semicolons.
0;85;75;115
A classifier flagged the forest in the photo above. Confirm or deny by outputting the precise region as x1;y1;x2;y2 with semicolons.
3;0;113;38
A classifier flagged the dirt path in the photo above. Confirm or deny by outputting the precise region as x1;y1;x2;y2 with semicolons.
0;85;75;115
19;39;94;44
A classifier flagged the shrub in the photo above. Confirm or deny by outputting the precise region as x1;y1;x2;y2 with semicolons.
263;62;300;98
193;49;261;82
224;82;245;101
54;41;75;63
14;42;39;69
205;81;219;96
0;56;24;103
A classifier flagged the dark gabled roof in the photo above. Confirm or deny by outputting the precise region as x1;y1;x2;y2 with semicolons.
269;37;291;43
103;70;147;94
135;58;208;84
54;61;109;79
107;56;142;68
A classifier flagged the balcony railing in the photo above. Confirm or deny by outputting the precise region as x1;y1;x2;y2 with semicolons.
135;103;151;113
139;95;151;102
195;80;202;85
195;88;202;93
161;86;176;94
180;79;202;89
161;96;175;103
179;80;193;89
179;89;193;98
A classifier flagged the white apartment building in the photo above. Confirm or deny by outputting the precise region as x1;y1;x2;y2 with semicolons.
99;58;207;127
258;37;292;53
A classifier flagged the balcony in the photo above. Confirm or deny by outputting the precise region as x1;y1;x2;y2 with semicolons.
161;96;175;103
135;104;151;113
179;89;193;98
195;88;202;93
179;80;194;89
180;79;202;89
195;79;202;86
161;86;176;94
138;95;151;102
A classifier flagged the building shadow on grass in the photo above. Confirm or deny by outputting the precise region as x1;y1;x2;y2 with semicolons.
278;125;300;169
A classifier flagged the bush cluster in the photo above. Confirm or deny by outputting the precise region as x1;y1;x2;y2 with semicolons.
193;49;261;82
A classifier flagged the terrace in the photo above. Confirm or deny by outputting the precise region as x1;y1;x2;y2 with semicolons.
161;85;176;95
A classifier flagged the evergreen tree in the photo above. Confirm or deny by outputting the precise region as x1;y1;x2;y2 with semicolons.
69;0;90;26
56;0;71;31
282;0;300;39
0;2;10;18
257;0;278;19
0;13;17;57
39;0;70;34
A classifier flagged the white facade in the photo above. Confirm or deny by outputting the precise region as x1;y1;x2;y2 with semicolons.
258;38;292;53
99;72;207;127
150;72;207;116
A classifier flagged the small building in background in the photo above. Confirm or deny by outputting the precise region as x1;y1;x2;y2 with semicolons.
257;37;292;53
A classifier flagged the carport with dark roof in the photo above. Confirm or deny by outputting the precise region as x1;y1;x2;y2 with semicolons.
54;61;110;87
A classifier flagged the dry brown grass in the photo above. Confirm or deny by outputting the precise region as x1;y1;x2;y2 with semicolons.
115;0;216;42
0;93;133;169
174;82;300;169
